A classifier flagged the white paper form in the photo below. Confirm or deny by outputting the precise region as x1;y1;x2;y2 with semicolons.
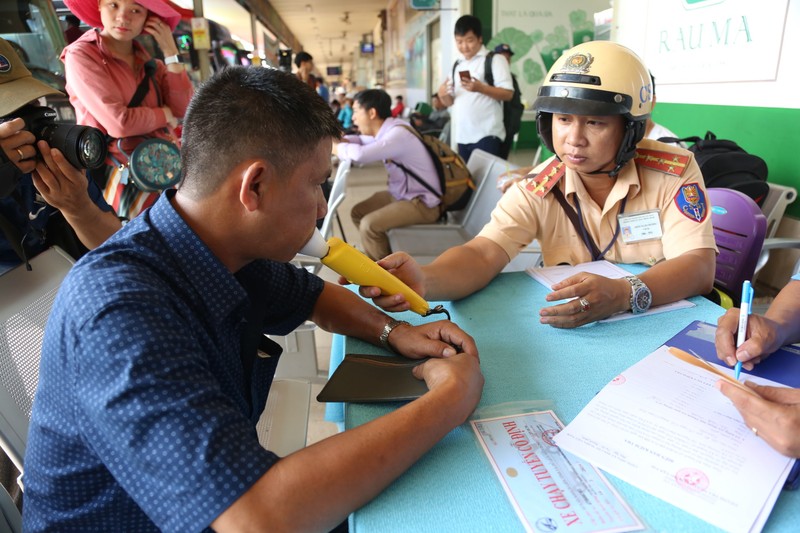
525;260;694;322
471;411;643;533
556;346;795;533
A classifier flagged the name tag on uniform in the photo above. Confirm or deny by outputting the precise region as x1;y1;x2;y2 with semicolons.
618;210;662;243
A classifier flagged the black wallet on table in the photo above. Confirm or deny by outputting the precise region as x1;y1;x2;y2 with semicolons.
316;353;429;403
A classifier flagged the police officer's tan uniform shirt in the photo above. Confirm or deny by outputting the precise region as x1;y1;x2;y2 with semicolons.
478;139;718;267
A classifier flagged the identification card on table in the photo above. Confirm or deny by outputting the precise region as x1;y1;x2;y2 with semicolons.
471;410;643;533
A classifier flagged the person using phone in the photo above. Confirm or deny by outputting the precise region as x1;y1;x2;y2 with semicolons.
437;15;513;163
60;0;193;220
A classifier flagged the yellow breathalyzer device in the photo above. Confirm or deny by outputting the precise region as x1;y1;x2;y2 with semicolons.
300;231;449;318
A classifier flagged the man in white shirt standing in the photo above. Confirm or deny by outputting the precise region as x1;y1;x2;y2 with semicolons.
438;15;513;163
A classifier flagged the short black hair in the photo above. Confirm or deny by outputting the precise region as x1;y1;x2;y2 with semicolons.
294;51;313;68
454;15;482;38
65;14;80;26
353;89;392;120
179;66;341;199
395;95;403;101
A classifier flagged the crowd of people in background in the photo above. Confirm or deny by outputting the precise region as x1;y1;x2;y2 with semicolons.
3;4;799;530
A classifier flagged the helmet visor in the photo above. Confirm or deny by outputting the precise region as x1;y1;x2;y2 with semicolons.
534;85;633;117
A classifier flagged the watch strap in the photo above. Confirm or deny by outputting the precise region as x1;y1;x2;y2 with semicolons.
380;319;410;353
164;54;181;65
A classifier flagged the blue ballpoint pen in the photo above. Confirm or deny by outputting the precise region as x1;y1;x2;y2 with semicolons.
734;280;754;380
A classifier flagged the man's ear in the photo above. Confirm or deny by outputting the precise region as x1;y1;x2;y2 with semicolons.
238;160;273;212
367;107;378;121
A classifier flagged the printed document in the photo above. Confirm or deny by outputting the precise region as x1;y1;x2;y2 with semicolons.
556;346;795;533
526;260;694;321
471;411;643;533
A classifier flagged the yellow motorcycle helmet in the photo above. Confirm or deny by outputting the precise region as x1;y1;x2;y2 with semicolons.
534;41;653;176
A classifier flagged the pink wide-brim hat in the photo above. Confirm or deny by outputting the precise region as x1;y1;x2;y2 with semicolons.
65;0;182;32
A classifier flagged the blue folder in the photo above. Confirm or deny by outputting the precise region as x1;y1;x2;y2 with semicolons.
664;320;800;388
663;320;800;490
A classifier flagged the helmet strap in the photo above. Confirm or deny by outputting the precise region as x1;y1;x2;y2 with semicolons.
608;120;646;177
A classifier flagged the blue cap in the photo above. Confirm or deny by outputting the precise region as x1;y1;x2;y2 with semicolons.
493;43;514;55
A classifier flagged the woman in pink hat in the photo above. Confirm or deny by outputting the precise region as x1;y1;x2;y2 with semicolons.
61;0;193;220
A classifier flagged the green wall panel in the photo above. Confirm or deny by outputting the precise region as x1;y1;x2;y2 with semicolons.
655;103;800;218
473;0;493;42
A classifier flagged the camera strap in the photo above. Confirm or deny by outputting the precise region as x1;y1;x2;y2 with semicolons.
128;59;158;108
0;211;31;270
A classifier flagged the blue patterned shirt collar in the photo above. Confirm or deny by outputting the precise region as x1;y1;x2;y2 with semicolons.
146;190;248;321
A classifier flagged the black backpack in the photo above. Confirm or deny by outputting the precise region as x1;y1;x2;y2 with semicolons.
451;52;524;138
660;131;769;206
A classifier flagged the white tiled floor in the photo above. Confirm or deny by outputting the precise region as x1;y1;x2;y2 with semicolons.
305;148;538;445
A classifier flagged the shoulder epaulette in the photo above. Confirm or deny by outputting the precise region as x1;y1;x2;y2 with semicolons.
524;159;565;198
634;148;690;177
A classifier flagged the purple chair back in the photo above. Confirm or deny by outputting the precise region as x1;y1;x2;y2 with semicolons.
709;188;767;300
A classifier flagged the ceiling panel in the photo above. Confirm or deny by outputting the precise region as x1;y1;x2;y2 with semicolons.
175;0;387;73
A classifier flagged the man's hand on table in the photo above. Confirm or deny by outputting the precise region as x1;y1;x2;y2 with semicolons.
386;320;478;361
539;272;629;328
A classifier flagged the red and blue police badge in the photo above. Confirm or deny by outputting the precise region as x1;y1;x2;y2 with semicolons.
674;183;708;222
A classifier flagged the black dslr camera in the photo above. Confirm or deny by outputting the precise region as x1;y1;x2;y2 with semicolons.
13;104;107;170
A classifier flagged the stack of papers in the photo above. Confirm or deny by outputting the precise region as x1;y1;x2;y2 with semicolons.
555;345;795;532
526;260;694;322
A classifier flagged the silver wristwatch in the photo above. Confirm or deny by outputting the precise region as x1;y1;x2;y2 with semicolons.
624;275;652;314
164;54;182;65
379;319;410;352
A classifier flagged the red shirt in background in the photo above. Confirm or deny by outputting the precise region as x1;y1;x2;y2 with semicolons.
391;100;404;118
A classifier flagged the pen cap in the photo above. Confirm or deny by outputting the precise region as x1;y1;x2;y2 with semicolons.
321;237;430;316
298;229;330;258
742;280;754;307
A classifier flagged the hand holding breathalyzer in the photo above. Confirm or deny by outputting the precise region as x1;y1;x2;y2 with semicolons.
301;231;447;318
348;251;427;314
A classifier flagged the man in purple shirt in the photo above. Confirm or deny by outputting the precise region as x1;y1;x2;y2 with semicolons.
333;89;442;259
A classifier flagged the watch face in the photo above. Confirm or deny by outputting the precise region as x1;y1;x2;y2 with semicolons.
635;288;652;311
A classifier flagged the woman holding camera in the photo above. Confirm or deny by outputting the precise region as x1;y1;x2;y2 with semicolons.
61;0;193;220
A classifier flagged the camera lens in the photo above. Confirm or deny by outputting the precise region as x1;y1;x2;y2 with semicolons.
76;128;107;169
41;123;108;169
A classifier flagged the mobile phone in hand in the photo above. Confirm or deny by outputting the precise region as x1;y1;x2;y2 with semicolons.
458;70;472;83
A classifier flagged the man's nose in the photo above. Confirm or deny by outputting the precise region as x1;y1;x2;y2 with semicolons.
566;123;586;145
